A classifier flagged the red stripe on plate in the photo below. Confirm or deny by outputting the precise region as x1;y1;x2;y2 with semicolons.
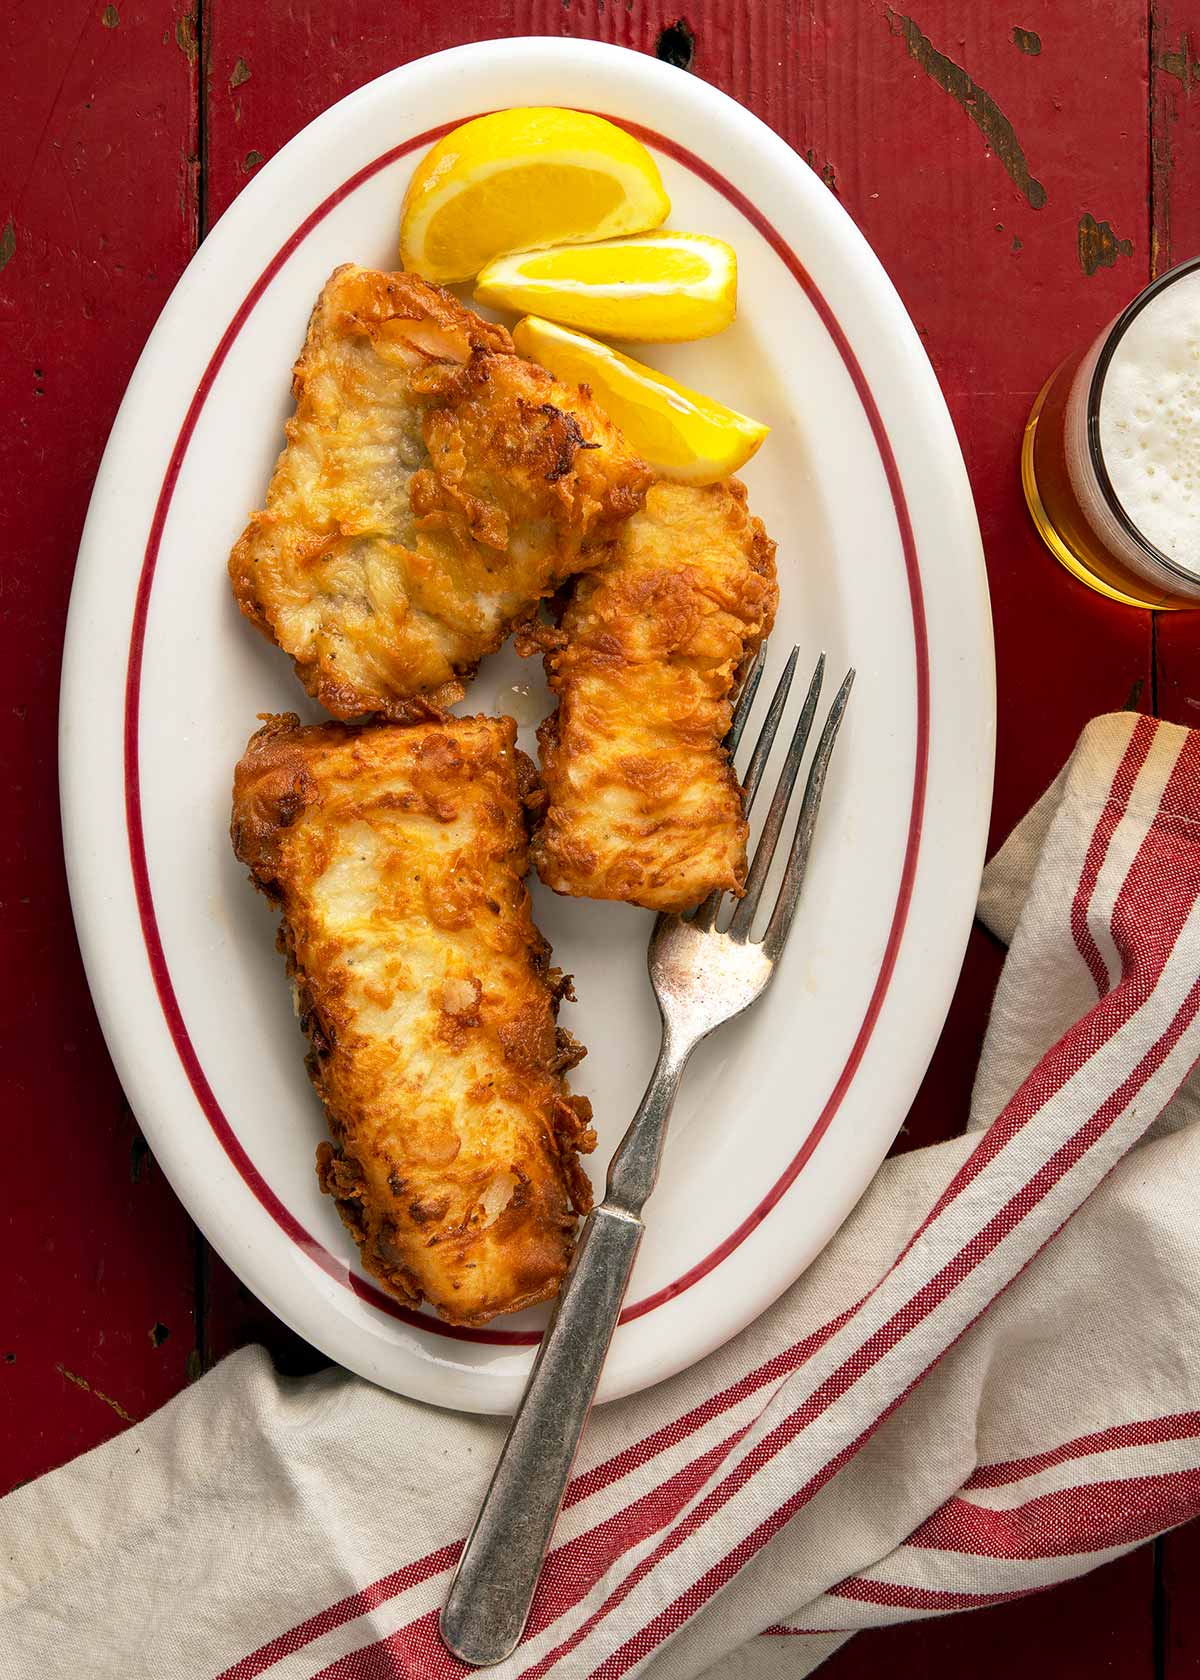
123;116;933;1344
610;123;931;1320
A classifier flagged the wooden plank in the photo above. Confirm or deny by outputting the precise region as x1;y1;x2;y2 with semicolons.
821;1546;1155;1680
0;0;200;1489
839;0;1152;845
1150;0;1200;275
804;0;1152;1159
1162;1520;1200;1675
1151;4;1200;731
1151;0;1200;1646
11;0;1159;1661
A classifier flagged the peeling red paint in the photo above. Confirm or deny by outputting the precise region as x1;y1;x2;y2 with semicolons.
174;9;197;65
8;9;1197;1671
886;10;1047;208
1078;210;1134;275
55;1365;138;1425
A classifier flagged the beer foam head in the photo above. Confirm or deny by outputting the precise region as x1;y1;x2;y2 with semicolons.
1099;269;1200;569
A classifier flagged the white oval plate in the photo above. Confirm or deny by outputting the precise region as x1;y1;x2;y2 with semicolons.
60;38;993;1414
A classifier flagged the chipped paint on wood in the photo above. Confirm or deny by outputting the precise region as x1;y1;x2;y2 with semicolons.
56;1365;137;1424
101;4;120;26
129;1130;150;1182
1157;33;1199;91
654;18;694;70
1078;212;1134;275
1151;5;1178;277
1011;27;1041;55
804;149;838;194
6;20;1168;1650
886;11;1047;208
0;218;14;276
4;0;209;1498
175;9;198;64
242;149;263;172
230;56;250;88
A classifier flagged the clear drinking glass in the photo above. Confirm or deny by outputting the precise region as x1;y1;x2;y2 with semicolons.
1022;254;1200;609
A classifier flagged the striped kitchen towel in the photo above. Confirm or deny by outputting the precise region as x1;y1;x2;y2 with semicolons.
4;709;1200;1680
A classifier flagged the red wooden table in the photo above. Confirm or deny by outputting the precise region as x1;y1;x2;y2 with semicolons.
4;2;1200;1671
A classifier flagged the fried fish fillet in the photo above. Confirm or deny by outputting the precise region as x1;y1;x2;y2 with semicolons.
532;478;778;912
229;264;651;721
231;711;595;1325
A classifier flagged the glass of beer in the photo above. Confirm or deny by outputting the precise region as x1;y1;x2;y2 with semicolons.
1022;254;1200;609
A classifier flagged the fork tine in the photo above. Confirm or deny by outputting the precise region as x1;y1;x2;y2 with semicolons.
727;654;826;942
690;644;800;933
724;641;768;760
762;668;855;960
740;645;801;818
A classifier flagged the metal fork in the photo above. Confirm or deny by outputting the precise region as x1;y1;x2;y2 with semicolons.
440;647;854;1668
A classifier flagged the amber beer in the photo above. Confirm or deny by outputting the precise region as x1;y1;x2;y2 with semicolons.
1023;255;1200;609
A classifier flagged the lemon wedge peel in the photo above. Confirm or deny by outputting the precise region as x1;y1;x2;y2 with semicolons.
475;232;737;341
511;316;769;486
400;109;671;284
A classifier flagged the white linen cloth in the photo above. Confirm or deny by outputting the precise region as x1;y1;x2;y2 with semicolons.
5;711;1200;1680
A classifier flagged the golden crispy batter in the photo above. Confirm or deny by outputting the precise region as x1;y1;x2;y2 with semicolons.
231;711;595;1326
532;479;778;913
229;265;651;721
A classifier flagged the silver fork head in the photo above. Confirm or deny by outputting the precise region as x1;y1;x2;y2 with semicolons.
649;648;854;1044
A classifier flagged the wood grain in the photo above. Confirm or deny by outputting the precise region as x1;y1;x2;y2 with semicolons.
822;1546;1155;1680
1149;8;1200;1666
4;0;1195;1668
0;0;201;1490
802;0;1152;1154
1162;1517;1200;1675
1151;1;1200;738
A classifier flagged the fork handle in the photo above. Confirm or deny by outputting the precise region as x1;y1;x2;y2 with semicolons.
439;1040;689;1667
439;1204;641;1665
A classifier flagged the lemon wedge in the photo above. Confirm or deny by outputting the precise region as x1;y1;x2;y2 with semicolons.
475;232;737;342
512;316;768;485
400;108;670;284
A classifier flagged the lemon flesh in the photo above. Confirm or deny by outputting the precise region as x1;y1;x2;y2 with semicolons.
400;108;670;284
476;232;737;342
512;316;768;485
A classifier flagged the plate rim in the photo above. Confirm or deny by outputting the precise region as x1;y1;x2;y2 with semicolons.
60;37;995;1411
